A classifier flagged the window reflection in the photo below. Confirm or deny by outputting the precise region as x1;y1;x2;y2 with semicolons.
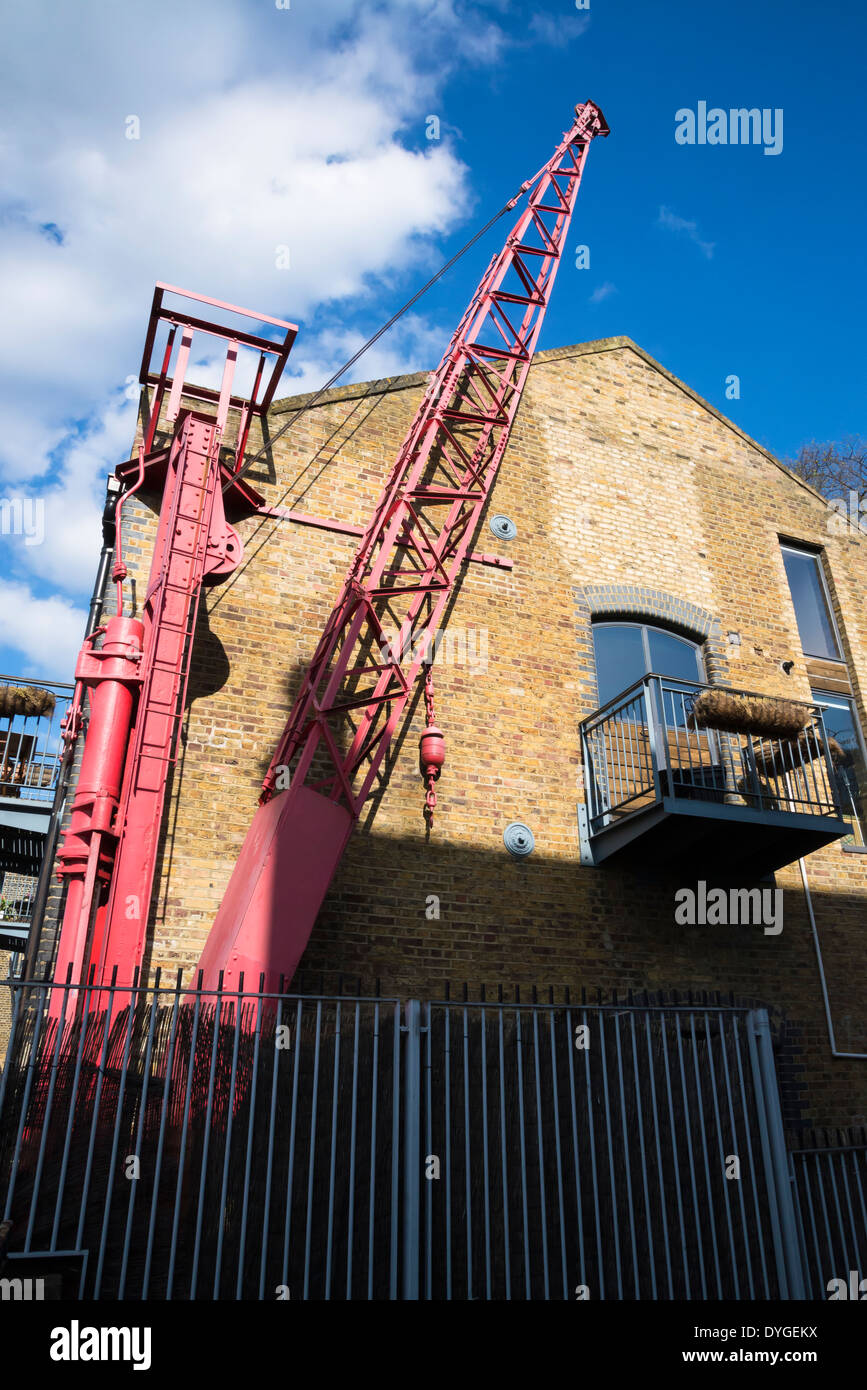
592;622;703;707
813;690;867;846
781;547;841;661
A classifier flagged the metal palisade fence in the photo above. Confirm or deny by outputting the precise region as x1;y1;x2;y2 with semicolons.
416;997;802;1300
790;1137;867;1300
0;975;862;1301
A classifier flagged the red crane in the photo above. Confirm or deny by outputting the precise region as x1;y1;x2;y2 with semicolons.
48;100;608;1000
196;99;609;992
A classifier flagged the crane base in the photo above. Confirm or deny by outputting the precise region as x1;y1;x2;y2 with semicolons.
196;785;353;994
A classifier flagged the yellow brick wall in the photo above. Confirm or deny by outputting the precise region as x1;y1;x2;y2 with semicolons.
114;337;867;1131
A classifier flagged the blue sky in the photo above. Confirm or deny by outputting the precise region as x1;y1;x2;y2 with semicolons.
0;0;864;679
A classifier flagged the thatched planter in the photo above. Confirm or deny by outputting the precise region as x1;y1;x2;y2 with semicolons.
752;731;848;779
688;688;812;740
0;686;56;719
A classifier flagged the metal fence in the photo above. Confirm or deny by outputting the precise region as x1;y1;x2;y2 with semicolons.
1;977;858;1301
790;1141;867;1300
417;999;803;1300
581;676;842;834
0;977;403;1300
0;873;38;927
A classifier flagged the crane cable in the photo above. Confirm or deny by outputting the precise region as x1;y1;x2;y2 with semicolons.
223;186;529;494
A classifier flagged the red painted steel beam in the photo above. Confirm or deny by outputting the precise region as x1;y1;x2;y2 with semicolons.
49;285;300;1008
253;502;514;568
195;100;609;993
138;284;298;476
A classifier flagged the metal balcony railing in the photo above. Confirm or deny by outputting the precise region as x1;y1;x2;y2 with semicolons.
0;676;74;804
0;875;38;927
580;676;845;836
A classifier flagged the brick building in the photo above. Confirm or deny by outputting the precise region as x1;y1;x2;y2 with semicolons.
48;332;864;1138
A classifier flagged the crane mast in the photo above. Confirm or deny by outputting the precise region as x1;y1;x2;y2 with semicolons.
195;99;609;993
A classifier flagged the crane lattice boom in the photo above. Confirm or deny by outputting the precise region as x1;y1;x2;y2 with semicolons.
195;100;609;992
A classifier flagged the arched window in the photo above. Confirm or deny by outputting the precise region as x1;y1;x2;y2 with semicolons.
592;621;704;707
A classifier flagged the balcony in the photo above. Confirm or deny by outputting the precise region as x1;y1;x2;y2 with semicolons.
0;676;74;952
578;676;852;878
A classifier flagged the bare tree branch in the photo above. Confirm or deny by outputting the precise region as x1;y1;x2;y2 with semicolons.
787;436;867;501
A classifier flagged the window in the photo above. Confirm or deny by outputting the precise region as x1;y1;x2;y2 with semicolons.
592;622;704;707
780;545;842;661
812;691;867;846
779;545;866;847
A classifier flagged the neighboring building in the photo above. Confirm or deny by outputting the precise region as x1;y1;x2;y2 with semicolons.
33;334;866;1137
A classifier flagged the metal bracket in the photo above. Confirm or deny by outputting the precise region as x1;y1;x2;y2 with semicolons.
577;804;596;867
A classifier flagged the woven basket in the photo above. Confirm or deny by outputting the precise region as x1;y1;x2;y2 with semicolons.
0;685;56;719
752;731;848;778
688;688;812;740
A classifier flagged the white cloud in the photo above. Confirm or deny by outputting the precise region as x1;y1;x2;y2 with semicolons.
0;2;484;658
0;579;86;680
589;281;617;304
528;12;591;44
657;205;715;260
0;75;469;475
26;395;140;593
0;0;584;673
281;314;447;397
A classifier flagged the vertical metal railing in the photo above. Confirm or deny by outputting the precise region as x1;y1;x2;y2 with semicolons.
0;875;39;952
0;975;403;1300
3;979;844;1300
0;678;73;803
419;996;799;1300
583;681;656;830
0;678;74;962
581;677;846;832
790;1141;867;1299
0;876;38;921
